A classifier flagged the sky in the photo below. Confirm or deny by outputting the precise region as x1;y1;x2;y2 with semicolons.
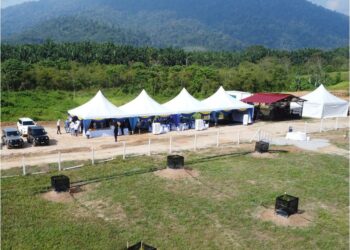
308;0;349;15
1;0;349;15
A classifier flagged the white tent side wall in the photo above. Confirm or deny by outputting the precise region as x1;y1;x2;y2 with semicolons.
323;103;349;118
302;102;323;118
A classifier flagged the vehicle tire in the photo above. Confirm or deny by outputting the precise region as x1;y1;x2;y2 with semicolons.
46;141;50;146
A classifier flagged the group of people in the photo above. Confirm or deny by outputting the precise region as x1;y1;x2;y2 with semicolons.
56;117;81;136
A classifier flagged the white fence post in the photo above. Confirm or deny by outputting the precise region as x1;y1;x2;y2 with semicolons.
58;152;61;171
148;138;151;156
123;142;126;160
216;131;219;147
169;136;172;154
335;117;339;130
91;146;95;165
304;122;307;134
22;156;26;176
194;133;197;151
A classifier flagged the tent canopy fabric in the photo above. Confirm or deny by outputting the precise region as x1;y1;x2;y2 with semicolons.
68;90;126;120
201;86;253;111
301;84;348;118
242;93;302;104
119;90;172;117
162;88;209;114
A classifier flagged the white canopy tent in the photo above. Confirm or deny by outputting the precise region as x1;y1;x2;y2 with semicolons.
68;90;126;119
201;86;254;123
301;84;348;118
201;86;253;111
162;88;209;114
119;90;172;117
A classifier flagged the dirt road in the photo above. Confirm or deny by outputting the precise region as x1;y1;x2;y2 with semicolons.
1;117;348;169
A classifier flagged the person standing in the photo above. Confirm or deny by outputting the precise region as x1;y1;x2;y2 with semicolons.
114;123;119;142
74;121;79;136
56;119;62;134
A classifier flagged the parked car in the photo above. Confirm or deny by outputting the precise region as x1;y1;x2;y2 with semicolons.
17;117;36;136
27;126;50;146
1;128;24;149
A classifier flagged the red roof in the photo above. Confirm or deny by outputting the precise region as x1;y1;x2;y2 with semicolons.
242;93;295;104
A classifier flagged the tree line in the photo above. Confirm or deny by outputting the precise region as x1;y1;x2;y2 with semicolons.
1;42;348;95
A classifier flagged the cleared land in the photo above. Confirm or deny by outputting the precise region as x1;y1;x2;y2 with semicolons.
1;117;349;170
1;135;349;249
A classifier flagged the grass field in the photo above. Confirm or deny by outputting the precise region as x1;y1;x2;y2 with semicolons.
328;81;349;91
2;146;348;249
1;89;173;122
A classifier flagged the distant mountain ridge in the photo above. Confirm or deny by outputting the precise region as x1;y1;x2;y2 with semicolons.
2;0;349;50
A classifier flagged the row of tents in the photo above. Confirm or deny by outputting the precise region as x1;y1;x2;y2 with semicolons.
68;86;254;120
68;85;348;126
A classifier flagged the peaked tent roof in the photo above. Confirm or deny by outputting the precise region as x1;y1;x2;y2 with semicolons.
162;88;209;114
119;90;172;117
68;90;127;119
301;84;348;104
201;86;253;111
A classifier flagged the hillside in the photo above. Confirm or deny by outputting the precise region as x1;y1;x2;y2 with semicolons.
4;17;151;46
2;0;349;50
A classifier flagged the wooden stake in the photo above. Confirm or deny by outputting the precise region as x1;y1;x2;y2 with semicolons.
216;131;219;147
169;136;172;154
194;133;197;151
91;147;95;165
22;156;26;176
123;142;126;160
148;138;151;156
58;152;61;171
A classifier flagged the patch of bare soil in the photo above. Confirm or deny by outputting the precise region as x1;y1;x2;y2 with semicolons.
79;199;127;222
41;191;74;203
247;180;257;185
256;208;312;228
250;152;277;158
154;168;199;180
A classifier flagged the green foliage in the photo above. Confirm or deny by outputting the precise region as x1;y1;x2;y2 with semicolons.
2;0;349;49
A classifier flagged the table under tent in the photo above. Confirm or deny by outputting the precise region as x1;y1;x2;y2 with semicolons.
119;90;173;134
242;93;305;121
67;91;128;138
201;86;254;126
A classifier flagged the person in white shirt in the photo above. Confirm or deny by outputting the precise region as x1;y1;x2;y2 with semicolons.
56;119;61;134
74;121;79;136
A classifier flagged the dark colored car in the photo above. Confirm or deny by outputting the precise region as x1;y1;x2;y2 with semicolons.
1;128;24;149
27;126;50;146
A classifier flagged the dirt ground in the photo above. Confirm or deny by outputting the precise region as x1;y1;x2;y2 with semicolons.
1;117;348;169
154;168;199;180
255;207;312;228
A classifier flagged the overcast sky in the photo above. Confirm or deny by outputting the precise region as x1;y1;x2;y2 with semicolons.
308;0;349;15
1;0;349;15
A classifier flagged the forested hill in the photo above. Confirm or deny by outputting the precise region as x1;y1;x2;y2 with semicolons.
2;0;349;50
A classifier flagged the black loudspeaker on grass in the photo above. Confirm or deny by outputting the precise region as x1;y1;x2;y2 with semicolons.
255;141;269;153
126;242;157;250
275;194;299;217
167;155;184;169
51;175;70;192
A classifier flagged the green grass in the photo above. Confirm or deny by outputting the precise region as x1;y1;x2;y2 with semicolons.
328;81;349;91
1;89;172;122
2;148;349;249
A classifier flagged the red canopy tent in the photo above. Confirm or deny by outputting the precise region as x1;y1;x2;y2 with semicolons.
242;93;305;120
